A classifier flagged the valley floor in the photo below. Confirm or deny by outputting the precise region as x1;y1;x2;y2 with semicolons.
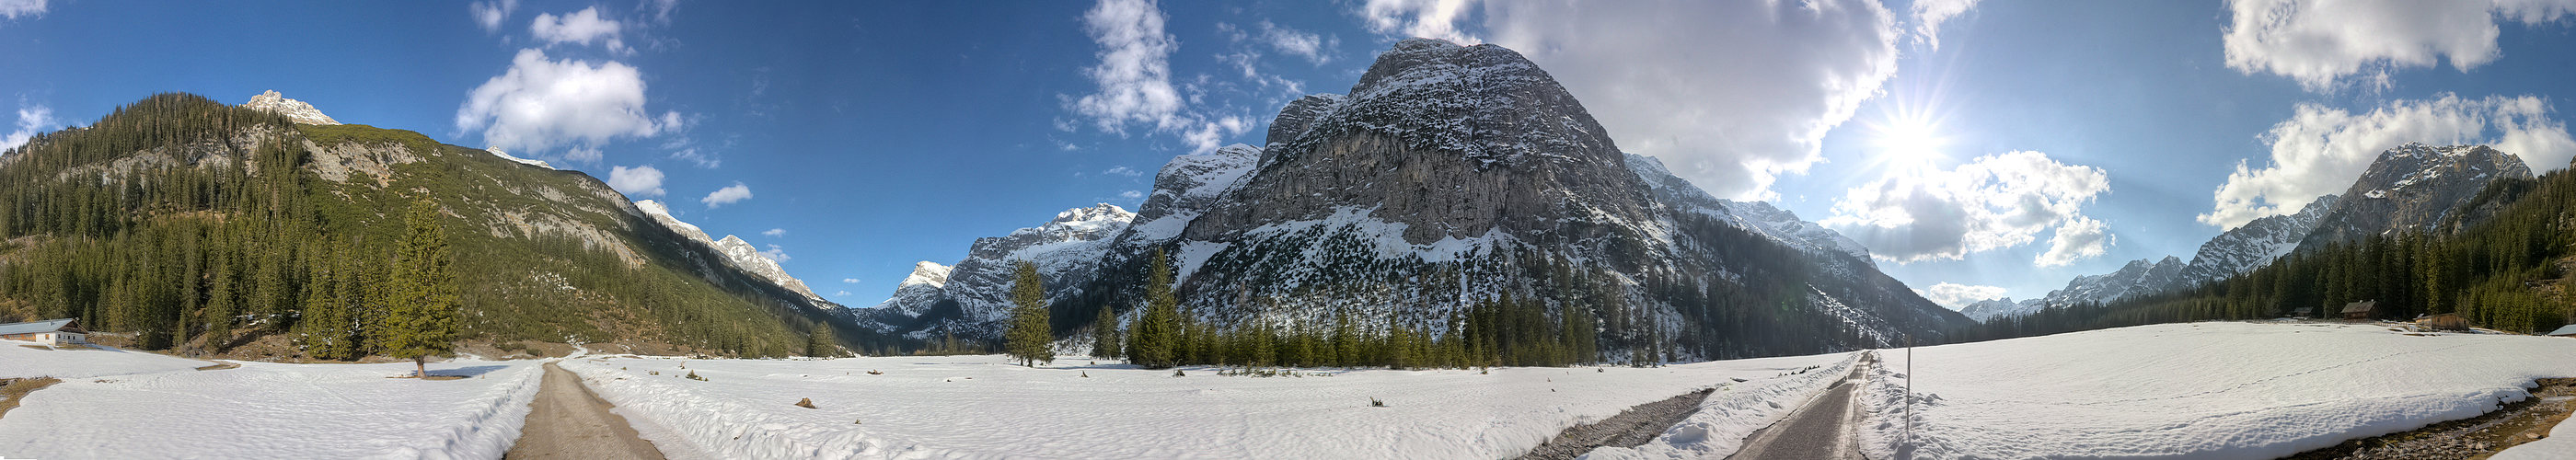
6;321;2576;459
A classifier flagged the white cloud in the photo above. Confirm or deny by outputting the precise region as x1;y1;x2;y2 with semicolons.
1357;0;1480;44
1071;0;1184;134
841;278;860;283
2201;93;2575;228
1118;190;1144;200
642;0;679;24
1;0;49;20
1914;282;2008;309
2223;0;2576;92
834;290;853;296
2;103;57;152
1179;115;1249;155
760;244;791;262
1912;0;1981;50
1822;151;2113;266
761;228;786;237
1463;0;1903;201
700;182;752;208
669;146;719;168
606;165;664;197
456;49;677;161
1103;166;1142;177
2036;215;2111;268
1258;21;1334;64
531;6;630;54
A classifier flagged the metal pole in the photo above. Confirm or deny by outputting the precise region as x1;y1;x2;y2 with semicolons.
1906;333;1914;451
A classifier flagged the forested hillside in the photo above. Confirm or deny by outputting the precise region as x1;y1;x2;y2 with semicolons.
1972;167;2576;339
0;93;888;358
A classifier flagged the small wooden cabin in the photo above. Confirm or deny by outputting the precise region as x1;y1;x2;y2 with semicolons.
2416;314;2470;331
2340;300;2377;321
0;318;87;346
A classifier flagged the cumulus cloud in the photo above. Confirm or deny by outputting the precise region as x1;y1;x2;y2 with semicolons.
761;228;786;237
456;49;678;162
700;182;752;208
841;278;860;283
1357;0;1480;43
2036;215;2111;268
1914;282;2007;309
531;6;630;54
1257;21;1335;64
2201;93;2576;228
606;165;665;197
1067;0;1256;155
2223;0;2576;92
1822;151;2114;266
1118;190;1145;200
2;103;56;152
1;0;49;20
1103;166;1142;177
1912;0;1981;50
1426;0;1905;201
761;244;791;262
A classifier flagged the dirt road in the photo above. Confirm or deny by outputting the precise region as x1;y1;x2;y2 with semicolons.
1728;352;1873;460
504;362;666;459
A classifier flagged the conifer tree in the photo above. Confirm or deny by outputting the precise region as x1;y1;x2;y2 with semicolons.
1090;305;1121;360
1127;248;1181;368
1004;260;1054;366
385;200;459;378
807;323;839;358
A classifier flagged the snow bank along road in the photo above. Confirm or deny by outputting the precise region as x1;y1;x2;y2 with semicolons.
1727;351;1872;459
1858;321;2576;459
557;352;1863;459
0;340;543;458
504;362;666;459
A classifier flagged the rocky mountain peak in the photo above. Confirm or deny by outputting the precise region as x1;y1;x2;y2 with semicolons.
242;90;340;125
2296;144;2531;251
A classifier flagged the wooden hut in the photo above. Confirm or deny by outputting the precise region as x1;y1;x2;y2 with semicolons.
2339;300;2377;321
2548;325;2576;338
0;318;87;346
2416;314;2469;331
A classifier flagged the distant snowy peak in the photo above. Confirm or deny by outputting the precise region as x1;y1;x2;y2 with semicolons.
2297;143;2532;252
871;261;953;316
2039;256;2185;309
1625;153;1872;263
630;199;823;303
483;146;554;169
2179;194;2339;283
1016;203;1136;241
901;261;953;289
1958;297;2037;322
242;90;340;125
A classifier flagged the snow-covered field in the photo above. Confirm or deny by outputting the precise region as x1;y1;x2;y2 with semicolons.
557;352;1857;459
1858;321;2576;459
0;341;543;459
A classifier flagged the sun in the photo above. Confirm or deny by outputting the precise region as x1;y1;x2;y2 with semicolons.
1872;114;1948;169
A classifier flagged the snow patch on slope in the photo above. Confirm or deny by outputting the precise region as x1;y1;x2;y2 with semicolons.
483;146;555;169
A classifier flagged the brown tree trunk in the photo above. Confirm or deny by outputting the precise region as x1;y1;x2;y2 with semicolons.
415;356;428;378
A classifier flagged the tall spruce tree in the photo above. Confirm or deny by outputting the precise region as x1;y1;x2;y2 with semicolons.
807;323;838;358
385;200;459;378
1091;304;1122;360
1004;260;1054;367
1127;248;1180;368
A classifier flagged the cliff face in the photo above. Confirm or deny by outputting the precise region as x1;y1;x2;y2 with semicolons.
2298;144;2532;252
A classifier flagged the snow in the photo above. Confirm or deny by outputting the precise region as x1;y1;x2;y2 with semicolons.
0;339;214;379
1581;354;1862;459
1172;240;1229;282
1859;322;2576;459
556;352;1853;459
483;146;555;169
2496;404;2576;458
0;349;544;459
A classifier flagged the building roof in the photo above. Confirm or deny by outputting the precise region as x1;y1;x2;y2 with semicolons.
0;318;76;336
2549;325;2576;336
2340;301;2377;314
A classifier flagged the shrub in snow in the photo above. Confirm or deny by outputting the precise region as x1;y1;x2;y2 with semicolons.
1370;397;1386;408
794;398;816;409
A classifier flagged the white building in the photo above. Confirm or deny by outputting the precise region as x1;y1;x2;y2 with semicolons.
0;318;87;347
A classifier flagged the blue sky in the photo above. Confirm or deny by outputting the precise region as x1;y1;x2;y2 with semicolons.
4;0;2574;308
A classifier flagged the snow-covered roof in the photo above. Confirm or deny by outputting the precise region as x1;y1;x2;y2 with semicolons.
2548;325;2576;336
0;318;78;335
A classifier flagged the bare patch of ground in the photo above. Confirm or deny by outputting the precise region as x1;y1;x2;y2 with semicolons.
1518;386;1716;459
2290;378;2576;459
0;377;62;420
504;362;664;459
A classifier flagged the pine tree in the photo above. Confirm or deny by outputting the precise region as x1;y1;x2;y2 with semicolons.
1004;260;1055;367
1127;248;1181;368
204;248;236;354
806;323;838;358
385;200;459;378
1090;305;1121;360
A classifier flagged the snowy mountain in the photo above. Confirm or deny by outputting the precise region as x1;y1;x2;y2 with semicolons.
1984;144;2536;323
2294;143;2532;253
240;90;340;125
1957;297;2030;322
867;39;1972;358
871;261;952;316
633;200;829;305
859;204;1135;339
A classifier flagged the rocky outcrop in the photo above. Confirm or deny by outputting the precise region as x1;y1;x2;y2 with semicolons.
2178;194;2339;283
242;90;340;125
